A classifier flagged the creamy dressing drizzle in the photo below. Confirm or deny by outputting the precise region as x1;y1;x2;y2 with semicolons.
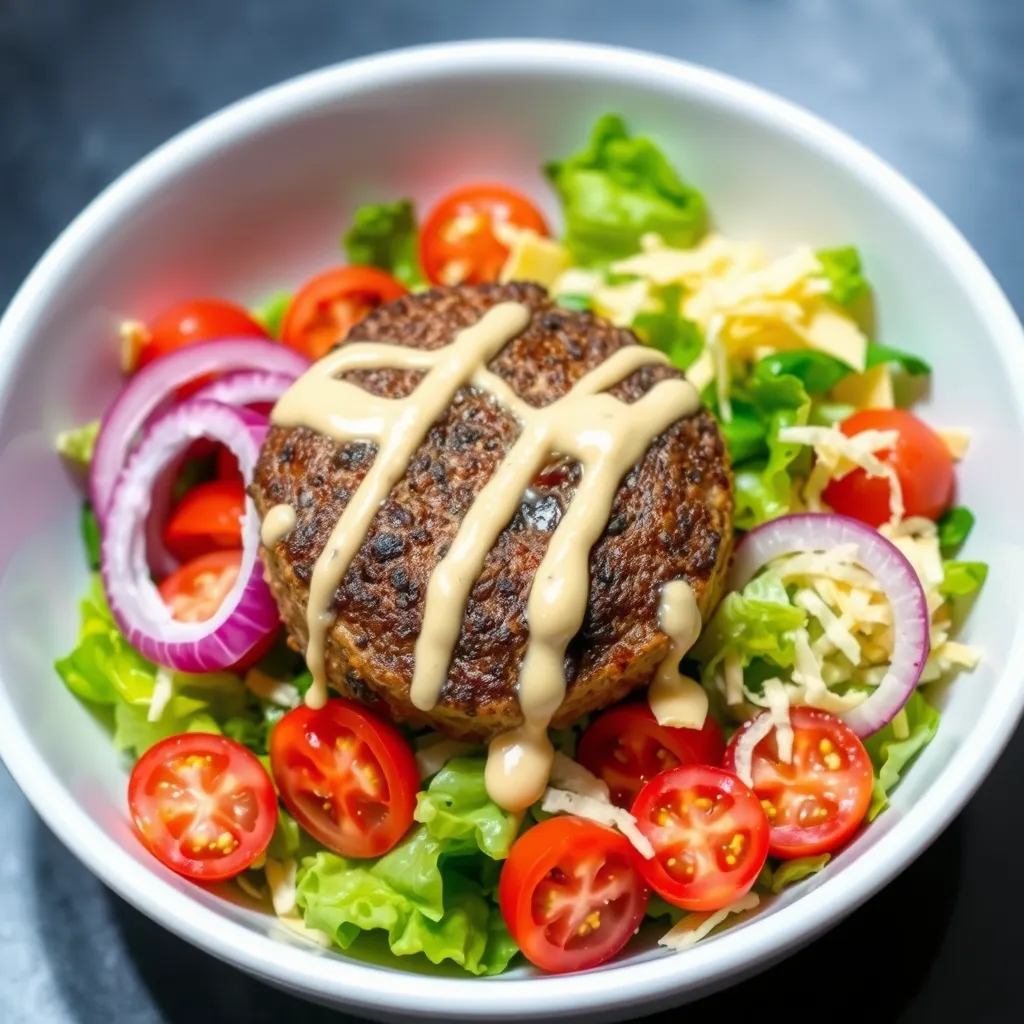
648;580;708;729
260;504;297;548
269;301;702;809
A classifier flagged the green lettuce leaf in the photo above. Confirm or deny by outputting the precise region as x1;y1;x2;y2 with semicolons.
865;341;931;376
766;854;831;893
54;578;267;758
939;560;988;598
816;246;869;307
414;758;519;860
863;692;940;821
692;570;807;684
296;829;518;976
251;291;292;339
343;199;424;289
555;293;593;312
544;113;707;265
753;350;853;394
723;370;811;529
937;506;975;556
56;419;100;464
632;284;704;370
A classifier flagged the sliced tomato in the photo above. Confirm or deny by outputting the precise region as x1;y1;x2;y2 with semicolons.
137;299;268;382
162;479;246;562
822;409;954;527
578;704;726;809
723;708;874;859
630;764;769;912
215;444;242;482
128;732;277;881
157;550;279;669
420;182;549;286
498;816;649;974
270;700;419;859
281;266;407;361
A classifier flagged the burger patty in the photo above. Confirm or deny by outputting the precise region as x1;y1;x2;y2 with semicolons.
253;281;733;741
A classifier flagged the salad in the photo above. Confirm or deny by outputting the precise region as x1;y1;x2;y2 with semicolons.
55;113;986;977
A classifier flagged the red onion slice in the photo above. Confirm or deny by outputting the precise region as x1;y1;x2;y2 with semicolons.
90;338;308;519
191;370;295;409
100;400;279;672
730;513;929;736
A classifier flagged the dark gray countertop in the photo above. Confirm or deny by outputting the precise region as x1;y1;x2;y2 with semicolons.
2;1;1023;1021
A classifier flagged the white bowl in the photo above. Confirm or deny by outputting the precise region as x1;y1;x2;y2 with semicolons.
1;39;1022;1023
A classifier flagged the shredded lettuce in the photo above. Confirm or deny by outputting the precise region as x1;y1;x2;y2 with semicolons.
555;293;593;312
56;419;100;464
343;199;424;289
296;828;518;976
864;692;941;821
251;291;292;339
544;113;707;265
939;560;988;598
414;758;519;860
692;570;807;685
865;341;932;376
632;284;704;370
938;506;975;556
754;350;853;394
816;246;869;307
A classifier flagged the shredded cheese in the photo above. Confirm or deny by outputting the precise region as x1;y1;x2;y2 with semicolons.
414;737;478;780
540;788;654;860
723;652;744;706
265;858;298;917
937;427;971;461
147;668;175;723
277;915;333;948
497;227;571;290
549;752;611;802
832;364;895;410
659;892;761;950
119;319;148;374
244;669;301;709
779;425;904;524
236;874;267;902
763;679;794;764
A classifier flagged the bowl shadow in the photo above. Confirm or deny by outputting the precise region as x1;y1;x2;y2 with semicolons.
29;809;961;1023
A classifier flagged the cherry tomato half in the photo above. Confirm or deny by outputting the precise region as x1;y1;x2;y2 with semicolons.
822;409;954;528
128;732;277;881
498;816;649;974
162;479;246;563
578;704;726;810
157;550;279;670
420;182;549;287
630;764;769;912
137;299;268;371
723;708;874;859
281;266;407;361
270;699;419;859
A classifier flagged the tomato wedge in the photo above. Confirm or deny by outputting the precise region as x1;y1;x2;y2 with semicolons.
630;765;769;912
270;700;419;859
498;816;649;974
420;182;549;286
578;704;726;809
128;733;277;881
724;708;874;859
157;550;279;669
822;409;954;528
281;266;407;361
136;299;268;388
162;479;246;562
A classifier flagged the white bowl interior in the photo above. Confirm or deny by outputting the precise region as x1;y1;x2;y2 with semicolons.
1;42;1023;1021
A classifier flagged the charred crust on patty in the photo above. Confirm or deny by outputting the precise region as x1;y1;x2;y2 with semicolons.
253;282;733;740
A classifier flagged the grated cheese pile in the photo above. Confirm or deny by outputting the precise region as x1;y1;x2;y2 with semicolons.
715;516;982;724
552;232;873;418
